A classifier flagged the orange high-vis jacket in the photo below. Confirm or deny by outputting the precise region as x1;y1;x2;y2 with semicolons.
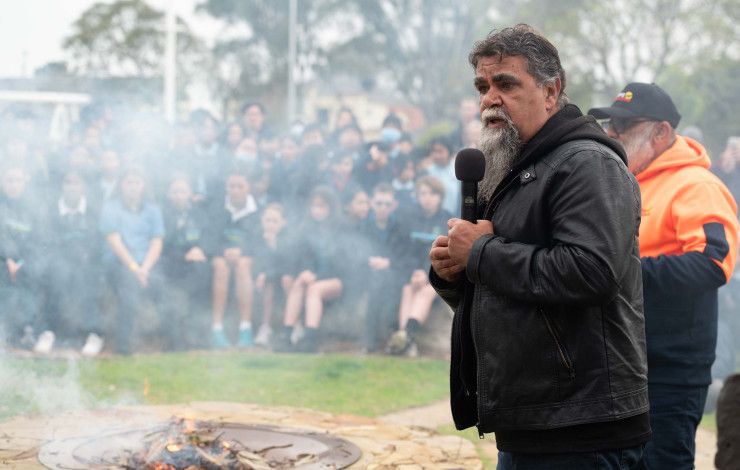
637;135;738;281
637;135;739;386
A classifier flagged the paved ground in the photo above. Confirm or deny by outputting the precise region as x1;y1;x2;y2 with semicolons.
381;400;718;469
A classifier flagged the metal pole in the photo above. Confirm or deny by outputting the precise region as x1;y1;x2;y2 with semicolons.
287;0;297;125
164;2;177;123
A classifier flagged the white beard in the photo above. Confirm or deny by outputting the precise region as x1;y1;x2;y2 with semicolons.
478;108;522;203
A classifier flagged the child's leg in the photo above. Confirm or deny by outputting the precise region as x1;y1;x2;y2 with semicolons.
234;256;254;324
304;278;343;329
262;282;275;327
283;277;309;327
397;282;414;330
210;257;230;327
407;281;437;325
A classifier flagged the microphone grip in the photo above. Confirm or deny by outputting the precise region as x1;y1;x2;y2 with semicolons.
460;181;478;223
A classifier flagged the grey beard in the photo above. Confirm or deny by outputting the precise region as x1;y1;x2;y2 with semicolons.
478;123;522;203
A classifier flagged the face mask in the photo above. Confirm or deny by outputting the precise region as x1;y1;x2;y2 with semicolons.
381;127;402;145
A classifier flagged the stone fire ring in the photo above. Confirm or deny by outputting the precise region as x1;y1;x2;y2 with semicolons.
0;402;482;469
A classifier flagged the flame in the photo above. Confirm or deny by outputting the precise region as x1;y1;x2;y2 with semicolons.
152;464;175;470
166;443;182;452
222;441;231;449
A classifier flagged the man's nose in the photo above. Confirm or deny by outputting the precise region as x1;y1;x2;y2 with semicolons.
480;90;502;112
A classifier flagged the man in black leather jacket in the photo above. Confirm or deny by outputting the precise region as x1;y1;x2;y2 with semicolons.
429;25;651;468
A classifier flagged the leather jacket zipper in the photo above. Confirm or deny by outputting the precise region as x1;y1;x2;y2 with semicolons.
470;286;485;437
540;309;575;379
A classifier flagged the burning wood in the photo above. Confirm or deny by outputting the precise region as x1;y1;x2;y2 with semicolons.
116;417;315;470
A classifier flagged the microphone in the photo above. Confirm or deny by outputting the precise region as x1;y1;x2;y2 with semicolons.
454;148;486;223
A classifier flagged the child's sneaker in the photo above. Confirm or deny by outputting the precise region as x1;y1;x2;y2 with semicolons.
81;333;104;357
237;328;254;348
254;324;272;347
33;330;55;354
386;330;408;355
211;329;230;349
293;328;318;353
272;327;293;352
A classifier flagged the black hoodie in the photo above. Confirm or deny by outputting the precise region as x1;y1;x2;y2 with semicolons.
483;104;628;220
432;104;650;452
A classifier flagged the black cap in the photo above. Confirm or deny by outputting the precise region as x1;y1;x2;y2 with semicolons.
455;148;486;182
588;82;681;128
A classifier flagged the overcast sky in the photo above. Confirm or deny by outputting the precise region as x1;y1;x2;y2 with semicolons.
0;0;217;78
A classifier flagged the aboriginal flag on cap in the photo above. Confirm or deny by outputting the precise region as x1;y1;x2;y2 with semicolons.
588;82;681;128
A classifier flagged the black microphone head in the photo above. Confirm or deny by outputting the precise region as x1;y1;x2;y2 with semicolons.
455;148;486;182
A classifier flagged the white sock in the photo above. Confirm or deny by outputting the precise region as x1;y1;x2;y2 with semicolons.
212;323;223;331
239;321;252;331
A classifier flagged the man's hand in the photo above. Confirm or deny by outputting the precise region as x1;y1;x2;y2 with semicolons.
447;218;494;267
429;236;464;283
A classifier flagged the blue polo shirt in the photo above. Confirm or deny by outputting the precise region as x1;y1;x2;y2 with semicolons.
99;199;165;264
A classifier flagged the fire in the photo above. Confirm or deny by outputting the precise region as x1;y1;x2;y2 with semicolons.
166;443;182;452
151;464;175;470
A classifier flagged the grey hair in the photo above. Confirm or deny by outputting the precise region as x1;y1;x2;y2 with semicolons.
469;24;569;108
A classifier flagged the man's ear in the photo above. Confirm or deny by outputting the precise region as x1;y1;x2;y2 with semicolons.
544;77;561;112
653;121;673;144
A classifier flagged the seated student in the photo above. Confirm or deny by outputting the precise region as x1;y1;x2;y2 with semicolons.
95;149;121;203
336;187;372;327
356;142;394;192
326;150;362;205
99;166;165;355
0;165;45;349
391;155;416;216
387;176;452;356
161;176;211;350
342;187;371;228
360;183;406;352
39;169;103;356
205;169;259;349
423;136;458;215
252;203;292;347
274;186;346;353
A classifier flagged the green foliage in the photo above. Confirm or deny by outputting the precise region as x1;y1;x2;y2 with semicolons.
199;0;496;118
0;352;449;420
662;59;740;157
63;0;206;79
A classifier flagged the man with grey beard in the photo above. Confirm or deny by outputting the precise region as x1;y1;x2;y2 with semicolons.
429;25;650;468
589;83;738;470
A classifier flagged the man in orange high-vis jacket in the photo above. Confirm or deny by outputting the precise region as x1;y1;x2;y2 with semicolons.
590;83;739;470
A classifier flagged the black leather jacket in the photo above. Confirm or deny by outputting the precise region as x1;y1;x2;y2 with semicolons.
432;105;649;434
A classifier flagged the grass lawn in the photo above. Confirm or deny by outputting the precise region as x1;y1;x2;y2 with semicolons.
0;351;450;421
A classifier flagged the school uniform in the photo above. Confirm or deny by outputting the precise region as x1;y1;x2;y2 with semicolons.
42;197;103;343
